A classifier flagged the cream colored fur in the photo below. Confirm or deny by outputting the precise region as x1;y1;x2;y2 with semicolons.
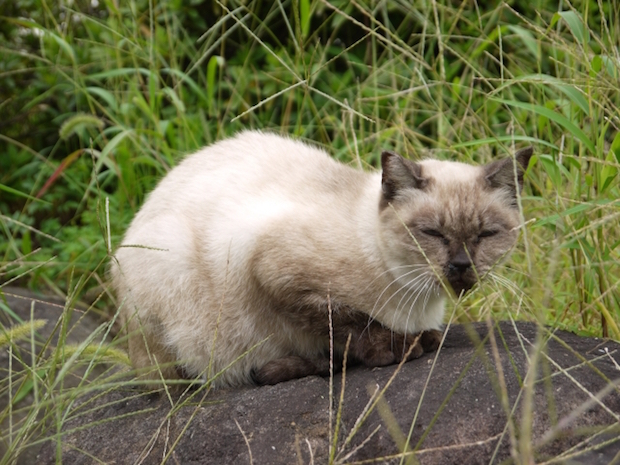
111;131;523;388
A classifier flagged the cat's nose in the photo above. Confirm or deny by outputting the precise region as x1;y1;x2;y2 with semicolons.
449;248;472;274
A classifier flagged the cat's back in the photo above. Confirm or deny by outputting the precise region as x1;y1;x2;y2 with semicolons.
120;131;370;257
140;131;368;219
177;131;342;182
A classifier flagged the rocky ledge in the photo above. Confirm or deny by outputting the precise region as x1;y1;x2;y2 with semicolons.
39;323;620;464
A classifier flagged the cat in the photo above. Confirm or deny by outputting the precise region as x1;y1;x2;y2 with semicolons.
110;131;533;388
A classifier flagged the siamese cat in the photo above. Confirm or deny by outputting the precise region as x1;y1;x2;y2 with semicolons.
111;131;533;388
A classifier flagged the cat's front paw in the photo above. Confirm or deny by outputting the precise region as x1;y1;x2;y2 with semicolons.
358;346;397;367
392;333;424;362
420;329;443;352
252;356;322;385
354;332;424;367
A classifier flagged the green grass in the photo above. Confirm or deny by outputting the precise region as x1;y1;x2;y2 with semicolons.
1;0;619;462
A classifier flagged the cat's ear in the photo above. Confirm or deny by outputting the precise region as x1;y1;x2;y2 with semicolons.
484;147;533;193
381;151;427;201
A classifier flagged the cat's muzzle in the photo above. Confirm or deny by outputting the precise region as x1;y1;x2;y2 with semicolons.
446;261;476;296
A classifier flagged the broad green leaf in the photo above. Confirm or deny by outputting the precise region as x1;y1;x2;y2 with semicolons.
508;26;539;60
0;184;50;204
600;55;619;79
86;87;118;112
537;154;563;187
508;74;589;115
301;0;311;38
470;26;507;61
492;98;595;153
98;129;133;172
611;132;620;163
552;11;590;45
163;87;186;113
48;32;75;63
590;55;618;79
535;199;614;227
13;369;47;405
452;136;557;150
207;56;225;113
21;230;32;255
87;68;153;81
161;68;208;105
599;150;618;192
4;17;75;62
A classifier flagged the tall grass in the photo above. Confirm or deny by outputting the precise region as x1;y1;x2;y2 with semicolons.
1;0;619;462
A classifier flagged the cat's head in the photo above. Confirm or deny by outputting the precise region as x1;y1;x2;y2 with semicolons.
378;147;533;297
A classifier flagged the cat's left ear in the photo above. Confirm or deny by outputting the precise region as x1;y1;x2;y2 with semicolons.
484;147;534;193
381;151;427;201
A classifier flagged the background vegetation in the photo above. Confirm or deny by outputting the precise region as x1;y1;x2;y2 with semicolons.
1;0;620;462
2;0;619;338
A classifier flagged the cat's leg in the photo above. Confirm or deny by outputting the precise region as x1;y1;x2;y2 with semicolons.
126;317;179;384
252;327;441;385
330;308;444;366
252;355;332;385
252;302;440;385
345;321;424;367
352;326;444;363
420;329;443;352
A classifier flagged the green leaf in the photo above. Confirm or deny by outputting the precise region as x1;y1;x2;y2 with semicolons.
0;300;24;324
300;0;311;39
537;154;563;187
13;369;47;405
132;93;155;121
0;184;50;204
591;55;602;73
86;87;118;112
470;26;507;61
207;56;225;113
4;17;75;62
599;138;619;192
506;74;589;115
87;68;153;81
492;98;595;153
535;199;614;227
600;55;619;79
589;55;618;79
599;153;618;192
98;129;133;172
508;26;539;60
552;11;590;45
161;68;209;105
611;132;620;164
163;87;186;114
451;136;557;150
21;230;32;255
48;32;76;63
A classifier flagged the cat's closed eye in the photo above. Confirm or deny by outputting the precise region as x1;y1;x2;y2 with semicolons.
422;229;449;245
478;230;498;238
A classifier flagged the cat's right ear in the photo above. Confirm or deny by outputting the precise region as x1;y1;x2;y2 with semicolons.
381;151;427;201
